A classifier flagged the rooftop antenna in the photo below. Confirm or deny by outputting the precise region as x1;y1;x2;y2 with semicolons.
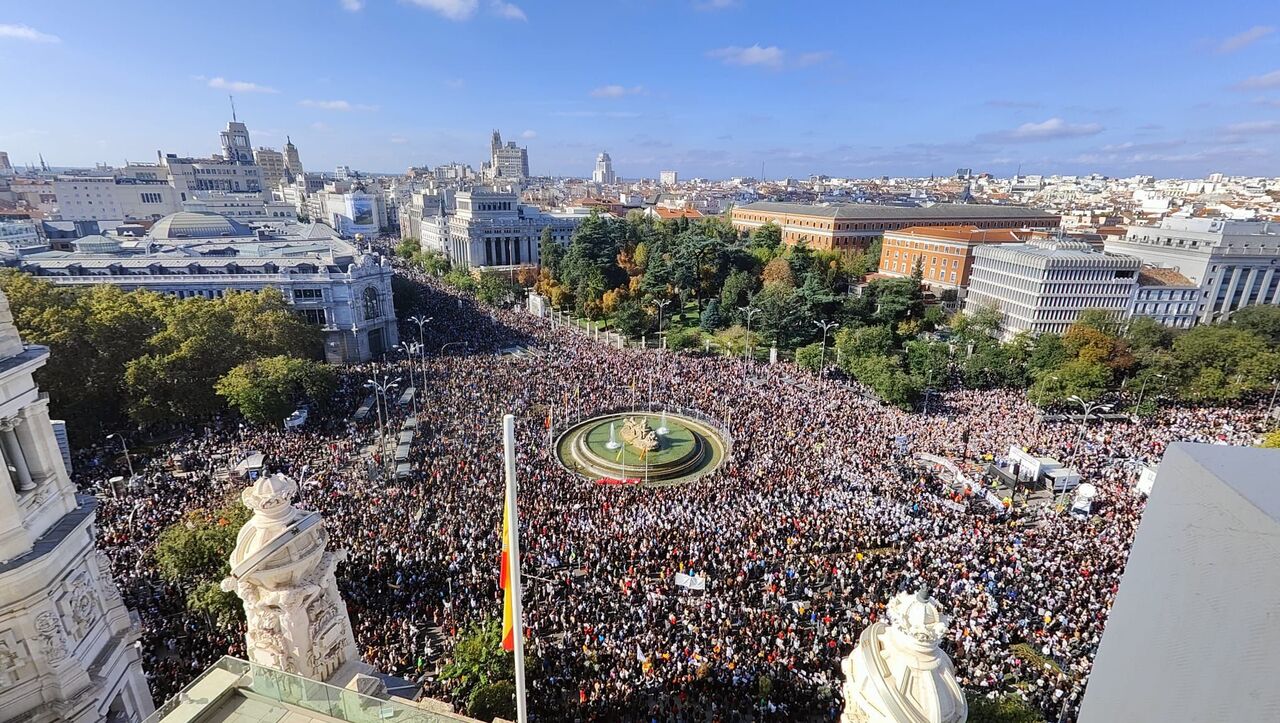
229;94;237;122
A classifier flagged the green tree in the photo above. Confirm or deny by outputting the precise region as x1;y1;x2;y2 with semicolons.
755;285;811;348
1229;304;1280;346
1027;333;1069;376
1029;358;1111;406
720;269;759;319
665;326;704;351
836;325;895;360
440;619;534;721
699;298;722;331
953;301;1002;341
1170;325;1280;403
844;354;921;409
538;226;565;279
215;356;335;426
712;325;758;356
612;298;653;338
904;339;950;385
795;342;824;372
749;222;781;253
966;693;1045;723
395;237;421;259
153;496;251;628
1260;430;1280;449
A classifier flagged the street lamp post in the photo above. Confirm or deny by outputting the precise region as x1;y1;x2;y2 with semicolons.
739;306;760;359
397;342;422;415
654;299;671;346
106;432;135;484
365;374;401;477
813;320;839;374
1067;395;1112;439
1132;373;1166;416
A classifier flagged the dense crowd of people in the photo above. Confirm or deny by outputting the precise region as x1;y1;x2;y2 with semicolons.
79;262;1268;721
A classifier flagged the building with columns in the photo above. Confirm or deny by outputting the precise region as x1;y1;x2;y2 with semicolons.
422;188;583;270
1103;218;1280;323
0;289;154;722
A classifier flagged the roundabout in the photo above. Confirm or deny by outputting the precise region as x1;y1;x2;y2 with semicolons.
555;410;729;485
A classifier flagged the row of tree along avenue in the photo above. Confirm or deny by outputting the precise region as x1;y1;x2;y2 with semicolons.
0;270;334;441
397;212;1280;415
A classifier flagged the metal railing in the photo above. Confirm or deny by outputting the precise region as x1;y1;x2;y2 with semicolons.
550;402;735;471
144;656;453;723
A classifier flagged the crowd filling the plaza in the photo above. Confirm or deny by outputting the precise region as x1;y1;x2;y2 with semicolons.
81;261;1268;722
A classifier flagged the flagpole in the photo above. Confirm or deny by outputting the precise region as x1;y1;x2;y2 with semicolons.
503;414;529;723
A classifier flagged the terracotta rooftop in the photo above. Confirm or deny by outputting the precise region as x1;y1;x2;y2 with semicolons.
1138;266;1195;287
886;225;1023;244
652;207;704;219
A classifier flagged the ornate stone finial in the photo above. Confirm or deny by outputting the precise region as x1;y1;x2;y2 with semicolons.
241;473;298;520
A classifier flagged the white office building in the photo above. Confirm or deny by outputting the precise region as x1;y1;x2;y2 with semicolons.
963;238;1139;338
592;151;616;185
0;291;154;722
422;188;582;269
1104;218;1280;323
16;212;397;362
659;170;678;186
52;176;181;222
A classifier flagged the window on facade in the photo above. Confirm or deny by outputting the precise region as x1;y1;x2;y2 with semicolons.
362;286;381;320
293;288;323;300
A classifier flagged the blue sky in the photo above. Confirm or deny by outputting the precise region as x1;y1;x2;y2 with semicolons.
2;1;1278;179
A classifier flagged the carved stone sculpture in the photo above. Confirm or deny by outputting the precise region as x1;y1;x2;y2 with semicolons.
220;473;361;683
841;587;967;723
619;416;659;452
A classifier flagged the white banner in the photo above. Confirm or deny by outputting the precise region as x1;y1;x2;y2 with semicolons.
674;572;707;591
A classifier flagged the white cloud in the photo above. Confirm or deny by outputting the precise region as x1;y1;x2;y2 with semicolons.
794;51;832;67
340;0;365;11
984;117;1104;142
520;129;537;139
708;44;785;68
1225;120;1280;134
1216;25;1274;53
389;135;410;144
1235;69;1280;90
300;99;379;111
406;0;479;20
310;122;329;132
552;110;641;119
0;23;60;43
445;78;466;89
695;0;739;9
490;0;526;21
207;76;279;94
591;84;645;98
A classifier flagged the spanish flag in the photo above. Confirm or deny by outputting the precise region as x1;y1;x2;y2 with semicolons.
500;497;516;652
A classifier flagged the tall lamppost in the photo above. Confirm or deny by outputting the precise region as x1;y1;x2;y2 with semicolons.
106;432;135;481
397;342;422;415
365;374;400;476
814;319;839;374
654;299;671;344
739;306;760;359
1132;372;1166;416
1067;395;1112;439
1269;377;1280;429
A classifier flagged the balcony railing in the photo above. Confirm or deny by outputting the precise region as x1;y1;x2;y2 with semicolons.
144;656;455;723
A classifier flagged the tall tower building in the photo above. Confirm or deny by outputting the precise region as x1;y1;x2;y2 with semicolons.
0;289;154;722
220;119;255;165
488;130;530;181
593;151;616;185
284;136;304;177
253;147;285;188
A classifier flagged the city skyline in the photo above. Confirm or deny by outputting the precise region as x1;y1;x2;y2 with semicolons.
1;1;1278;179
